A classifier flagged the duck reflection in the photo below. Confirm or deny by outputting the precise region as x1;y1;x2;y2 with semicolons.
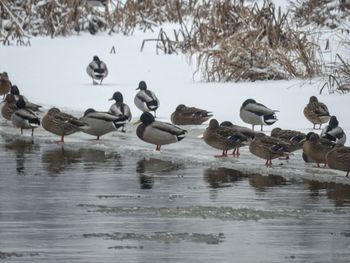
203;167;246;188
4;137;40;175
304;180;350;207
136;158;183;189
41;146;81;175
249;174;287;191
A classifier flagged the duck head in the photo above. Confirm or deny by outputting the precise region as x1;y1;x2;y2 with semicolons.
5;94;16;103
270;127;282;137
241;99;256;109
84;108;96;116
175;104;186;111
329;116;339;128
10;85;20;95
137;81;147;90
140;112;155;125
219;121;233;127
208;119;219;129
110;91;123;103
93;56;100;63
309;96;318;103
48;108;61;114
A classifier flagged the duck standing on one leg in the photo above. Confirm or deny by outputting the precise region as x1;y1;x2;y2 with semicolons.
134;81;159;117
86;56;108;85
135;112;187;151
303;96;330;129
239;99;278;131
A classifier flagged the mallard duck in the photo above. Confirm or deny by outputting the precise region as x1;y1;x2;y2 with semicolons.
320;116;346;146
303;96;330;129
11;98;41;136
0;72;11;99
10;85;42;111
270;127;306;152
134;81;159;117
1;94;17;120
302;132;335;167
203;119;250;157
219;121;256;156
170;104;213;125
108;91;132;132
326;146;350;177
42;108;88;142
239;99;278;131
136;112;187;151
249;133;291;166
86;55;108;85
79;108;128;140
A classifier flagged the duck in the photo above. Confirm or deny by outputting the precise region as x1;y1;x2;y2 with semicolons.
42;107;88;142
0;72;11;99
108;91;132;132
136;112;187;151
10;85;42;111
219;121;256;156
86;55;108;85
302;132;335;167
239;99;278;131
11;98;41;136
326;146;350;177
203;119;250;157
170;104;213;125
270;127;306;152
1;94;17;120
134;81;159;117
320;116;346;146
249;133;291;166
303;96;330;129
79;108;127;140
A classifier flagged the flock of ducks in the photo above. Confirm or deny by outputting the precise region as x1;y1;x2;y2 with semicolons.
1;55;349;177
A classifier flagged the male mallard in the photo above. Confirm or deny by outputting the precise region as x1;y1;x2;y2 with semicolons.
42;108;88;142
79;108;128;140
219;121;256;156
203;119;250;157
326;146;350;177
303;96;330;129
86;55;108;85
320;116;346;146
270;127;306;152
170;104;213;125
11;85;42;111
134;81;159;117
0;72;11;99
136;112;187;151
1;94;17;120
11;98;41;136
302;132;335;167
239;99;278;131
108;91;132;132
249;133;291;166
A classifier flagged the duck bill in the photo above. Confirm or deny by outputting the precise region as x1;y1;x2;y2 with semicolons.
133;119;142;126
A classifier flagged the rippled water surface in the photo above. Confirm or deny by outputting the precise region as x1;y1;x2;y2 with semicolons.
1;123;350;262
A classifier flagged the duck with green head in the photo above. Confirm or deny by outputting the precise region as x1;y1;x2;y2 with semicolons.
134;81;159;117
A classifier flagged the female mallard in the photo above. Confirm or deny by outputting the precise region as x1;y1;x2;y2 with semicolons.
0;72;11;99
134;81;159;117
79;108;127;140
239;99;278;131
86;55;108;85
1;94;17;120
303;96;330;129
136;112;187;151
170;104;213;125
270;127;306;152
320;116;346;146
42;108;88;142
326;146;350;177
10;85;42;112
11;98;41;136
249;133;291;166
108;91;132;132
302;132;335;167
203;119;250;157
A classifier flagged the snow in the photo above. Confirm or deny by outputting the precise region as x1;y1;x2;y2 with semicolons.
1;0;349;183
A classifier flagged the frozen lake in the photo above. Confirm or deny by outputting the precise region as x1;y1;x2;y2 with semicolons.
0;118;350;262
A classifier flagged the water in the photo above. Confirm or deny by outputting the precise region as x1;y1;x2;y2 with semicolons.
1;120;350;262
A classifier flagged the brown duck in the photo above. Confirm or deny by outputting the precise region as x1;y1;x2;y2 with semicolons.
326;146;350;177
1;94;17;120
0;72;11;99
171;104;213;125
303;96;330;129
302;132;335;167
249;133;291;166
270;127;306;152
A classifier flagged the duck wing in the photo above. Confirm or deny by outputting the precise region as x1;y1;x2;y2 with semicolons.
244;102;276;116
152;121;187;136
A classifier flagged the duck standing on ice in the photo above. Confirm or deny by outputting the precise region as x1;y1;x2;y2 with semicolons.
134;81;159;117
